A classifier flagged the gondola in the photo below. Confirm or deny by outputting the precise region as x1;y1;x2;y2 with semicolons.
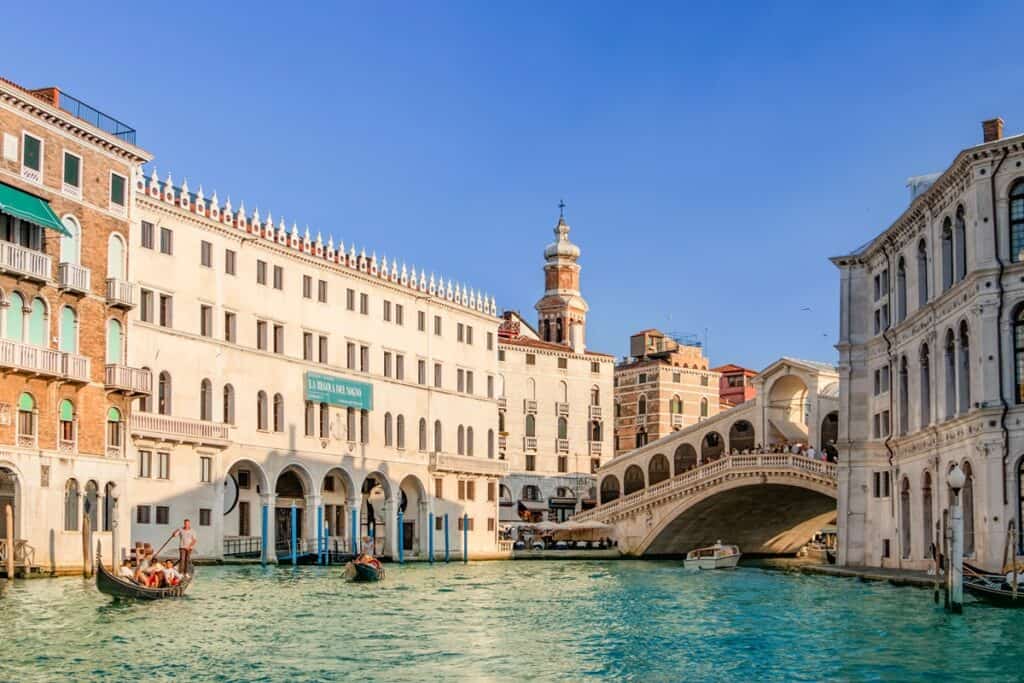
95;548;193;600
344;559;385;582
963;563;1024;608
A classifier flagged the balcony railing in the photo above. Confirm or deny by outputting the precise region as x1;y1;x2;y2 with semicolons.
589;441;602;457
636;414;647;426
61;353;90;383
671;414;684;428
56;89;138;145
556;402;570;417
0;338;88;380
130;412;229;447
523;399;538;414
429;452;510;476
556;438;569;453
0;241;51;281
589;405;602;420
105;364;152;395
524;436;538;452
498;435;507;452
106;278;135;308
497;397;507;411
58;262;90;294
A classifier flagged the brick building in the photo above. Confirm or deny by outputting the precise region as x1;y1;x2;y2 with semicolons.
712;363;758;408
0;78;150;574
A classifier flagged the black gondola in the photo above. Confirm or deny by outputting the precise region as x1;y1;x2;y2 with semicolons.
963;562;1024;608
95;549;193;600
344;560;385;582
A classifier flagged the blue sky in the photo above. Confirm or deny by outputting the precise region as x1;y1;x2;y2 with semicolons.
8;2;1023;369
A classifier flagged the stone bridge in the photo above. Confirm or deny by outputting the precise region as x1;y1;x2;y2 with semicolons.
575;453;838;556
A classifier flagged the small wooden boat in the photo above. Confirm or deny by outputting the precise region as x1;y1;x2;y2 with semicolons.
684;541;741;570
344;558;385;582
963;563;1024;607
95;549;192;600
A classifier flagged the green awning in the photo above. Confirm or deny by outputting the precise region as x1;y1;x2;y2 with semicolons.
0;182;71;237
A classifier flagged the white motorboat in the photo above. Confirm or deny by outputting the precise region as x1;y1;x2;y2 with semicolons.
684;541;741;570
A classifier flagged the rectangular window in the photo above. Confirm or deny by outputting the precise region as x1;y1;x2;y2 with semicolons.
487;481;496;502
384;351;393;378
22;133;41;172
200;456;212;483
273;325;284;354
141;221;154;249
157;452;170;480
159;227;173;255
303;332;314;361
395;304;404;326
347;342;356;369
257;321;268;351
467;371;474;395
155;506;169;525
200;240;212;267
498;350;505;362
434;363;442;388
63;151;81;189
239;501;250;536
457;369;465;392
434;315;442;336
467;480;476;501
273;266;283;290
396;354;405;381
487;518;495;532
360;293;369;315
200;305;213;337
225;312;237;343
257;260;267;285
418;360;426;385
238;470;251;489
418;311;426;332
136;506;151;524
110;173;127;207
225;249;236;275
159;294;173;328
458;480;466;500
558;456;568;473
138;450;152;478
558;357;568;370
457;323;464;342
526;354;536;366
526;454;536;471
346;288;355;311
487;332;494;351
384;300;392;322
318;280;327;303
435;517;443;531
487;375;494;399
360;345;369;372
467;326;473;345
318;336;328;364
199;508;211;526
140;289;154;323
303;275;313;299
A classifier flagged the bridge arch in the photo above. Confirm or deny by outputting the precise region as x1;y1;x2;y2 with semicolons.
623;465;645;495
674;444;697;474
648;453;670;485
729;420;755;452
821;411;839;453
600;475;620;504
701;431;724;461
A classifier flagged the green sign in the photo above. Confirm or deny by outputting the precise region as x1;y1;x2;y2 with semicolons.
304;372;373;410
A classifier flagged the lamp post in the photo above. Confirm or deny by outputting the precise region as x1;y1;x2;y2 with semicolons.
948;463;966;614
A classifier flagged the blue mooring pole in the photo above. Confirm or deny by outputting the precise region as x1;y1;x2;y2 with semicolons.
444;513;450;563
260;504;268;567
428;512;435;564
316;505;324;565
324;519;331;565
463;513;469;564
397;509;404;564
351;507;358;555
290;504;297;566
369;523;375;556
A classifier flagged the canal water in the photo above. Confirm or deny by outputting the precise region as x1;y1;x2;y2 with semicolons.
2;560;1022;681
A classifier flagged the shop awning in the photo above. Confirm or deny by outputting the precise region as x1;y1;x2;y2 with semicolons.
0;182;71;237
517;500;547;513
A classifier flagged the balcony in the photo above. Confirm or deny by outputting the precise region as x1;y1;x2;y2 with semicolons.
0;338;88;380
0;241;51;281
556;402;570;417
429;452;510;476
523;399;537;414
589;441;602;457
106;278;135;309
671;413;684;428
498;435;507;452
105;364;152;395
497;397;507;411
130;412;230;448
61;353;90;383
524;436;538;452
636;413;647;426
556;438;569;453
57;262;90;294
589;405;602;420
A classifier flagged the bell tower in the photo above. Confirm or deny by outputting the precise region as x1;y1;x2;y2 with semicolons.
535;202;588;352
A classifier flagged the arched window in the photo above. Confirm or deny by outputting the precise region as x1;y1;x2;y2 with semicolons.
670;395;683;414
557;417;568;440
1011;181;1024;262
138;367;152;413
467;427;474;456
700;397;709;418
599;475;620;504
522;485;540;502
385;413;394;447
273;393;284;432
962;461;975;556
434;420;443;452
28;297;46;346
106;407;122;454
17;392;35;443
900;477;911;559
648;454;670;485
637;395;647;415
487;429;494;458
257;391;268;430
199;379;212;421
590;421;602;441
305;401;315;436
958;322;971;414
457;425;465;455
525;414;536;437
674;444;697;474
60;215;81;265
158;372;172;415
84;480;99;531
954;205;966;281
59;306;77;353
590;386;600;406
223;384;234;424
559;381;568;403
6;291;23;341
396;415;405;449
898;356;909;436
1015;306;1024;404
941;217;954;292
623;465;645;495
419;418;427;452
917;238;929;308
107;233;126;280
64;478;80;531
920;344;931;427
59;399;75;446
944;331;956;419
106;318;123;364
895;257;907;323
103;482;115;532
526;378;536;400
922;471;934;559
498;411;506;433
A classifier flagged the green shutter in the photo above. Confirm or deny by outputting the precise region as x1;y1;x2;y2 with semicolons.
59;307;77;352
59;399;74;421
110;174;125;206
28;299;45;346
63;154;80;187
23;136;40;171
18;392;34;411
6;292;22;341
106;407;121;422
106;319;122;364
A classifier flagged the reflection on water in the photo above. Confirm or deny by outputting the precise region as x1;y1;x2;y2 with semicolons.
2;561;1022;682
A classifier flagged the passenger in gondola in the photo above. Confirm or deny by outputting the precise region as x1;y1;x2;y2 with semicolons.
134;549;153;584
118;560;135;580
162;560;182;587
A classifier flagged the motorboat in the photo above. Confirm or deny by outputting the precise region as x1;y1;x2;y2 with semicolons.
684;541;741;570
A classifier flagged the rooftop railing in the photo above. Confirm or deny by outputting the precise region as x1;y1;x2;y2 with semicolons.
56;90;137;145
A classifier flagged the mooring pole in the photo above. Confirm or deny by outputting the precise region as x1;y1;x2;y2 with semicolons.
316;505;324;565
463;513;469;564
260;504;268;566
290;503;297;566
5;503;13;580
397;509;404;564
351;507;358;555
444;513;450;563
428;512;435;564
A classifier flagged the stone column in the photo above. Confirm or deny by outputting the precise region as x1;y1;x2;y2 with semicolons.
260;493;277;563
304;493;322;555
417;499;429;557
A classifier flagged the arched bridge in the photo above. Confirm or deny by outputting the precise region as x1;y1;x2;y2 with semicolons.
575;453;837;556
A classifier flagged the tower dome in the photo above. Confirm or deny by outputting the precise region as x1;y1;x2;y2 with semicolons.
544;216;581;261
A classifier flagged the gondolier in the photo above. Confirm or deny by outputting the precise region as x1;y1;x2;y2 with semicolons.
172;519;197;575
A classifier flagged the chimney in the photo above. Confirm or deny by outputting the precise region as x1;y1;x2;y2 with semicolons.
982;117;1004;143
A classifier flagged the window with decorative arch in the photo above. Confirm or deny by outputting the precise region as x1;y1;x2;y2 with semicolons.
1012;180;1024;262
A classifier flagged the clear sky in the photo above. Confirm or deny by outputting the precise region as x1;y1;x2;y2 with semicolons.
7;2;1023;369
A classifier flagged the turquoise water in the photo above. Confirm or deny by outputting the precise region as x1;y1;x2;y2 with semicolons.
2;561;1022;682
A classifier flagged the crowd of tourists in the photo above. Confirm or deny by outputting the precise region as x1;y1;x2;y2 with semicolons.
726;442;839;463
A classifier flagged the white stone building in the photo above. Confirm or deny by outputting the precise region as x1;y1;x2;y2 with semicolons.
125;170;508;562
497;214;615;524
832;118;1024;571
